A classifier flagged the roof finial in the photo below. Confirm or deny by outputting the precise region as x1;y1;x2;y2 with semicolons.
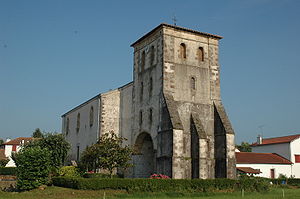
172;15;177;26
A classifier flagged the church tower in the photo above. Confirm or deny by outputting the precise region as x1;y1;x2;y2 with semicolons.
130;23;236;179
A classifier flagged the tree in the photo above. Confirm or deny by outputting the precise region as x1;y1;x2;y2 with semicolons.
32;128;43;138
26;133;70;170
80;132;133;178
0;138;4;145
12;146;51;191
236;142;252;152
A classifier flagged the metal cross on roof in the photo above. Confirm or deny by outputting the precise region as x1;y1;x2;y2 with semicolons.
172;15;177;26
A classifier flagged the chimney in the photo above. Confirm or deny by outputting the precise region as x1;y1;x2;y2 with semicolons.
257;135;263;144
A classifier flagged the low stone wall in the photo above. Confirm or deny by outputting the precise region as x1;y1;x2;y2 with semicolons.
0;175;17;191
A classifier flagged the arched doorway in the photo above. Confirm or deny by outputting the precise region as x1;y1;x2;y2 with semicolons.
133;132;155;178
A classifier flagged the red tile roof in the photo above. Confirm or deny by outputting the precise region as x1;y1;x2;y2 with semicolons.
3;137;34;145
237;167;261;174
236;152;292;164
251;134;300;146
0;149;6;160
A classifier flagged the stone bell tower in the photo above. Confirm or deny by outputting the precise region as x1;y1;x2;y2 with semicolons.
130;23;236;179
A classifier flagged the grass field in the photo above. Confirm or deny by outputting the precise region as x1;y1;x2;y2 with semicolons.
0;186;299;199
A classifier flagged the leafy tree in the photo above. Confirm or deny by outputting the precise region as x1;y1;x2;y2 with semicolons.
12;146;51;191
80;132;133;178
236;142;252;152
0;138;4;145
26;133;70;170
32;128;43;138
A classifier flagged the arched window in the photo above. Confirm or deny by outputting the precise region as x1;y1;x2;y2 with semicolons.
76;113;80;133
150;46;155;66
89;106;94;127
149;77;153;97
140;81;143;102
139;110;143;126
149;108;153;124
66;118;69;135
198;47;204;62
141;51;145;71
180;43;186;59
191;77;196;90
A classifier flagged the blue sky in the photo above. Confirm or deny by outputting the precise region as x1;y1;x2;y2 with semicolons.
0;0;299;144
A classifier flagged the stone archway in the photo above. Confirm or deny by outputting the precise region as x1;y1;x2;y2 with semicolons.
133;132;155;178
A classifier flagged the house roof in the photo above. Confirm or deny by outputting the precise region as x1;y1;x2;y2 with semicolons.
131;23;223;47
0;149;6;160
237;167;261;174
251;134;300;146
236;152;292;164
3;137;34;145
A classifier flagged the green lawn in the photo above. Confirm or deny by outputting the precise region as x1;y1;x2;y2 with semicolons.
0;186;299;199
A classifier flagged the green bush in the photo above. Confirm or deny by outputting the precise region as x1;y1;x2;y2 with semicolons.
271;178;300;186
12;146;52;191
58;166;81;177
0;159;9;167
52;177;270;193
82;173;119;179
0;167;17;175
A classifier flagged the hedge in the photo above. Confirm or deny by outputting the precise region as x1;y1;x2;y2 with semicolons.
52;177;270;193
271;178;300;186
82;173;119;179
0;167;17;175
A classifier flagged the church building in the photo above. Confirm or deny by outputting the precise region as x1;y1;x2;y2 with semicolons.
61;23;236;179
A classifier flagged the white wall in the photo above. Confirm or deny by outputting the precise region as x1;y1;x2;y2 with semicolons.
237;163;292;178
290;138;300;178
251;143;291;160
5;145;23;167
62;96;100;162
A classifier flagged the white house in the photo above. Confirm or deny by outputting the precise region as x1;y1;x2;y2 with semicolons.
251;134;300;178
236;152;293;178
2;137;34;167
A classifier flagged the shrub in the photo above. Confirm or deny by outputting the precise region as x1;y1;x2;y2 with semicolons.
12;146;52;191
58;166;81;178
0;167;17;175
52;177;270;193
150;174;170;179
0;159;9;167
25;133;70;170
82;173;119;179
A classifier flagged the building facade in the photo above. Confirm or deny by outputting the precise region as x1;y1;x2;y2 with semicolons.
251;134;300;178
236;152;293;178
62;23;236;179
2;137;34;167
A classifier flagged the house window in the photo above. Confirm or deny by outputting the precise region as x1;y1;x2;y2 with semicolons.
198;47;204;62
140;81;143;102
12;145;17;152
190;77;196;90
89;106;94;127
150;45;155;66
149;108;153;124
295;155;300;163
180;43;186;59
149;77;153;97
66;117;70;135
139;110;143;126
76;113;80;133
141;51;145;71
